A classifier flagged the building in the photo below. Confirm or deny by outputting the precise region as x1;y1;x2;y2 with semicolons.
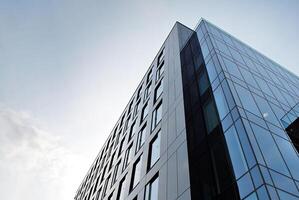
74;19;299;200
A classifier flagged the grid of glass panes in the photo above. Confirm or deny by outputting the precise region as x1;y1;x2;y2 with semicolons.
196;20;299;199
75;47;165;200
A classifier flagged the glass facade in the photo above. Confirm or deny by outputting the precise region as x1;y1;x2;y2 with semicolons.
195;19;299;199
75;19;299;200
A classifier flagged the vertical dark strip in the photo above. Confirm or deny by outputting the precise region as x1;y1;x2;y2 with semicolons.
180;33;240;200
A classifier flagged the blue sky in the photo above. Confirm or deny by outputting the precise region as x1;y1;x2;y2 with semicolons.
0;0;298;199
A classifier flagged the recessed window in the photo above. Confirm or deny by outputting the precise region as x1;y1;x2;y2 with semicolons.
102;175;111;198
111;161;121;185
151;101;162;131
124;115;131;131
96;187;102;200
130;154;143;191
144;82;152;100
147;68;153;83
156;61;164;81
148;131;161;170
141;102;149;123
136;124;146;152
128;100;134;114
154;80;163;103
133;100;140;118
118;137;125;157
116;175;127;200
144;173;159;200
107;192;114;200
137;85;143;100
123;144;133;170
129;121;136;140
157;49;164;65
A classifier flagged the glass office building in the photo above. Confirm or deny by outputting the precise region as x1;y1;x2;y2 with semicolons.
75;19;299;200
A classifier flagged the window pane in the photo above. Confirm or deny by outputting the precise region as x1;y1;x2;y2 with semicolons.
237;173;254;199
198;70;209;95
149;132;161;169
214;85;229;120
270;170;298;195
154;80;163;102
145;175;159;200
251;123;290;176
224;125;248;178
152;101;162;130
234;84;260;116
117;176;127;200
131;155;143;190
203;99;219;133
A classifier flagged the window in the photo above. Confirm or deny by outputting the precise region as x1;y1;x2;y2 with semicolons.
203;99;219;133
124;115;131;131
141;102;149;123
136;124;146;152
130;155;143;191
107;192;114;200
109;152;116;170
129;121;136;140
144;82;152;100
148;131;161;170
137;85;143;100
151;101;162;130
156;61;164;81
147;68;153;83
120;114;125;128
111;161;121;185
128;100;134;114
198;70;209;96
118;137;125;157
224;125;248;179
154;80;163;102
123;144;133;169
157;49;164;65
144;174;159;200
133;100;140;117
116;176;127;200
95;187;102;200
102;175;111;198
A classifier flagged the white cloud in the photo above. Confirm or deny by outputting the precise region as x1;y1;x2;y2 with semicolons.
0;105;87;200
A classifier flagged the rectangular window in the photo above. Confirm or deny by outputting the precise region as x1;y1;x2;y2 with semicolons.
136;124;146;152
133;100;140;118
148;131;161;170
137;85;143;100
157;49;164;65
123;144;133;170
116;175;127;200
147;68;153;83
95;187;102;200
156;61;164;81
128;100;134;114
124;115;131;131
130;155;143;191
151;101;162;131
102;175;111;198
141;102;149;123
144;173;159;200
118;137;125;157
120;114;125;128
203;99;219;133
154;79;163;102
111;161;121;185
144;82;152;100
129;121;136;140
